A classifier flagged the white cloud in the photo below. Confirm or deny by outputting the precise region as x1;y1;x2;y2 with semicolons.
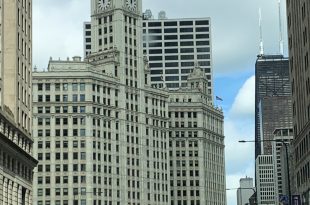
224;76;256;205
229;75;255;118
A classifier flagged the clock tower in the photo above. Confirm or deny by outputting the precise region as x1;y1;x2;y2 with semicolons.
88;0;144;88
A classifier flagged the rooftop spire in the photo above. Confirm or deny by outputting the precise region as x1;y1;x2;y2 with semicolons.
278;0;284;55
259;8;264;55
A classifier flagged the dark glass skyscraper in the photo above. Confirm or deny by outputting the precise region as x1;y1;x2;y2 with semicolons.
255;54;292;158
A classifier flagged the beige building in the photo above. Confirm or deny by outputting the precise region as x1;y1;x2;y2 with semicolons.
33;0;170;204
168;66;225;205
255;155;276;204
32;0;226;205
286;0;310;202
0;0;37;204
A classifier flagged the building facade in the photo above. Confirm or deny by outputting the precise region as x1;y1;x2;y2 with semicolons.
0;0;37;204
33;0;171;204
84;13;213;94
255;55;291;158
256;155;276;204
286;0;310;203
258;96;293;155
33;1;226;205
272;128;294;204
168;66;225;205
32;57;170;205
142;14;213;93
236;177;254;205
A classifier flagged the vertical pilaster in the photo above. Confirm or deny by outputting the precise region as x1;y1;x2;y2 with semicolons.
0;174;3;204
17;185;22;205
7;179;13;204
12;182;19;205
25;189;30;205
27;190;32;205
3;177;8;204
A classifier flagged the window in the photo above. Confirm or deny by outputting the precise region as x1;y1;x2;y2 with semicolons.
45;83;51;91
73;94;78;102
55;106;61;113
72;83;78;91
55;83;60;91
38;83;43;91
80;94;85;101
63;83;68;91
38;95;43;102
80;83;85;91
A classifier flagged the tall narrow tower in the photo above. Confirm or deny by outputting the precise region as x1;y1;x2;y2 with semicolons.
88;0;145;88
278;0;284;55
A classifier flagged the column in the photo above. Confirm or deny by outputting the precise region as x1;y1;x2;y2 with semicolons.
17;185;23;205
3;178;8;205
6;179;11;205
0;174;3;204
24;189;29;205
27;190;32;205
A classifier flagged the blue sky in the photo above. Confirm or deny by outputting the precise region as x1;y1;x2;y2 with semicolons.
33;0;288;204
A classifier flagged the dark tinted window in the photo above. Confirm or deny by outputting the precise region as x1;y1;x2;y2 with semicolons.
148;22;162;27
150;70;163;74
196;41;209;46
180;35;193;39
149;56;163;61
165;55;178;60
181;55;194;60
181;62;194;67
198;54;210;59
165;42;178;47
165;62;179;67
181;48;194;53
180;41;194;46
181;69;191;73
164;21;177;26
196;34;209;39
197;47;210;52
196;27;209;32
149;29;162;34
165;69;179;74
164;35;178;40
165;76;179;81
149;42;162;47
149;49;162;54
151;77;162;81
165;28;177;33
196;20;209;25
180;28;193;32
165;49;178;54
180;21;193;26
149;63;163;68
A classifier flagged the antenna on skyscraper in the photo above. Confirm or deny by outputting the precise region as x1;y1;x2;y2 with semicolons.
278;0;284;55
259;8;264;56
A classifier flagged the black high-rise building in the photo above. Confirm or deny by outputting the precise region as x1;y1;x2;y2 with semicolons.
255;54;292;158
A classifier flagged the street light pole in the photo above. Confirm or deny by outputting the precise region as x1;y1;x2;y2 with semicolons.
239;139;291;205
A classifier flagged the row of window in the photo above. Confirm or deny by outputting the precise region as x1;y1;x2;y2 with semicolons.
144;20;209;27
37;83;86;91
37;128;86;137
38;140;85;149
37;94;86;102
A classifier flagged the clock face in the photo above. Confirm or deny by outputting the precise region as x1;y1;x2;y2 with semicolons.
98;0;111;10
126;0;137;11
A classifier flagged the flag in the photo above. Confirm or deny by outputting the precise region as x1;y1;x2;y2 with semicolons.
216;96;223;101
